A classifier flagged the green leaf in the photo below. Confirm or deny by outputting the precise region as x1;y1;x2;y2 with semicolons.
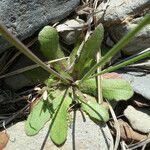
51;88;68;111
102;79;134;101
79;78;97;97
69;37;82;67
25;100;53;136
81;100;109;122
50;89;72;145
79;78;134;101
72;24;104;79
38;26;63;60
38;26;71;78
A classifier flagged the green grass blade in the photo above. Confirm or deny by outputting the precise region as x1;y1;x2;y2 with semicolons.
0;23;69;84
91;48;150;78
79;13;150;84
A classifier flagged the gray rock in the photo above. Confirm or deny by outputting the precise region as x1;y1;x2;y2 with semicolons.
96;0;150;55
4;111;113;150
57;19;85;45
124;105;150;133
108;17;150;55
0;0;80;54
120;71;150;100
3;53;49;90
96;0;150;26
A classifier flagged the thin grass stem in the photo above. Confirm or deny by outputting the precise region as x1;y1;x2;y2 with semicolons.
78;13;150;84
0;23;70;84
91;48;150;78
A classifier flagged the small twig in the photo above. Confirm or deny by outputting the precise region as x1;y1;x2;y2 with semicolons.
126;138;150;150
0;52;21;74
0;104;29;128
105;124;114;150
141;143;147;150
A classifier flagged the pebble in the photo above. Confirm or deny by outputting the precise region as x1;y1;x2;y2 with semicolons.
124;105;150;133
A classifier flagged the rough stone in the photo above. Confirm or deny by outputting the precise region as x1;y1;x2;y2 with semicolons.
124;105;150;133
96;0;150;26
57;19;85;45
120;71;150;100
3;52;50;90
96;0;150;55
4;111;113;150
0;0;80;54
108;17;150;55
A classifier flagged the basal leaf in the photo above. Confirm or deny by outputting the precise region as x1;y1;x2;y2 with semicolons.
81;100;109;122
72;24;104;79
69;37;82;66
79;78;134;101
25;99;53;136
38;26;63;60
50;89;72;145
79;78;97;97
102;79;134;101
51;88;68;111
38;26;71;78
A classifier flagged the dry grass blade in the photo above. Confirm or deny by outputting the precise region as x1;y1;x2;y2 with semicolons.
105;124;114;150
0;52;21;75
0;23;69;83
106;100;121;150
0;104;29;128
0;57;69;79
126;138;150;150
96;50;103;104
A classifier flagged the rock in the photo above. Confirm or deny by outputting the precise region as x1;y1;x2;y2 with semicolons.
96;0;150;26
108;17;150;55
96;0;150;55
4;111;113;150
0;0;80;54
124;105;150;133
57;19;85;45
2;52;49;90
120;71;150;100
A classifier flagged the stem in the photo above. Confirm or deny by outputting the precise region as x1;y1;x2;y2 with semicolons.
0;23;69;84
91;48;150;78
96;50;103;104
78;13;150;84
